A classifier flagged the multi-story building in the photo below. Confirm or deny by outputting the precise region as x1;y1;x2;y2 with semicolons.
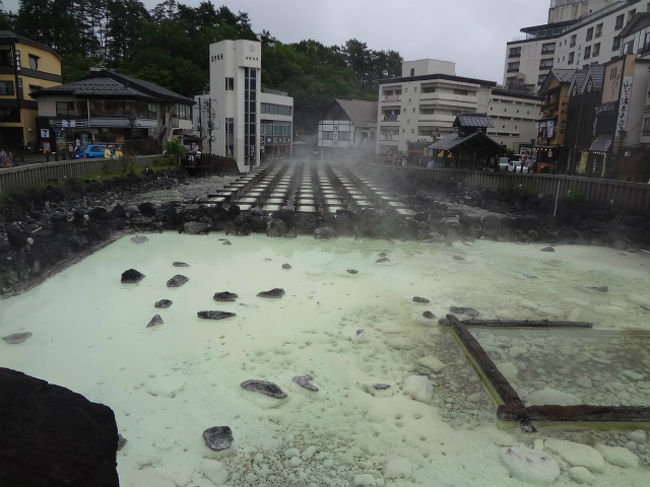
376;59;540;155
504;0;648;93
32;69;193;155
0;31;62;150
207;39;293;172
548;0;619;23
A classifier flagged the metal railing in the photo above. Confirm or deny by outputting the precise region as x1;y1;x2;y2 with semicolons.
0;155;164;196
367;163;650;214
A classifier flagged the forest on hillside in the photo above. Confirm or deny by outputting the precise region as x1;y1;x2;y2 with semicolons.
0;0;403;133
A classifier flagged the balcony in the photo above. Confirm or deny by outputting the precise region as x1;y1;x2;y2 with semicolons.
381;95;401;103
380;116;400;124
638;42;650;57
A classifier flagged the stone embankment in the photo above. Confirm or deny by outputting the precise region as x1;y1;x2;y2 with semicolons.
1;167;649;295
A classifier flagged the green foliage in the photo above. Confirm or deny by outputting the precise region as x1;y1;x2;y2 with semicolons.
8;1;404;135
164;138;185;166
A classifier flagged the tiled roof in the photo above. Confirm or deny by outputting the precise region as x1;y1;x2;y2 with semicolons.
553;69;576;84
454;113;494;128
32;70;193;104
430;131;480;150
583;64;605;93
0;30;61;58
334;99;378;127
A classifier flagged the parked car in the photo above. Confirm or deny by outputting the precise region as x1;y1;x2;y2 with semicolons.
498;155;528;173
74;144;106;159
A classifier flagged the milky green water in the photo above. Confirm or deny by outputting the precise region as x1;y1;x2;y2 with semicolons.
1;234;649;486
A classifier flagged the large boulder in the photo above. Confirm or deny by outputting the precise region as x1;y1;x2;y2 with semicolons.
0;367;119;487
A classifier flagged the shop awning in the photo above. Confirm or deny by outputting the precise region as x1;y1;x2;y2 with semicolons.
588;133;613;153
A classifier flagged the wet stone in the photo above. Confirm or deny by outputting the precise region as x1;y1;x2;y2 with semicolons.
522;274;537;279
147;314;164;328
641;305;650;312
257;288;285;298
422;311;436;319
293;375;319;392
2;332;32;344
373;384;391;390
154;299;172;308
213;291;238;302
117;434;127;451
438;318;451;326
167;274;189;287
346;269;359;274
282;263;292;270
452;255;465;261
241;379;287;399
413;296;430;303
540;246;555;252
121;269;145;284
203;426;233;452
130;235;148;244
376;257;390;263
172;261;189;267
449;306;480;317
222;240;232;245
197;311;236;320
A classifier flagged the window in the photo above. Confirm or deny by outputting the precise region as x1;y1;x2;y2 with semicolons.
509;47;521;58
586;27;593;41
643;117;650;136
623;40;634;54
453;89;469;95
593;42;600;57
56;101;84;117
225;77;234;90
0;80;14;95
541;42;556;54
0;107;19;122
28;54;38;70
615;14;624;29
584;46;592;59
225;118;234;156
568;51;575;64
595;23;603;38
613;37;621;51
570;34;576;47
410;68;415;76
539;58;554;69
0;48;11;67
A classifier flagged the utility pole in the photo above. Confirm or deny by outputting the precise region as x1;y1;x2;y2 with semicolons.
208;98;213;154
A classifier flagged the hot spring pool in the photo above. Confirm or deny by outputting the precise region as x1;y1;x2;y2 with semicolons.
1;233;649;486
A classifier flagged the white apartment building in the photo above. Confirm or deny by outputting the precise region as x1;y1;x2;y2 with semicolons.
260;88;293;159
548;0;618;23
376;60;540;154
504;0;648;92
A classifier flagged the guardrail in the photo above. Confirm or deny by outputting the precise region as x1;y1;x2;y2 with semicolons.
369;163;650;214
0;155;164;196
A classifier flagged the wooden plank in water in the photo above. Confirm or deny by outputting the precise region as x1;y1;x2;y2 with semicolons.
448;314;524;409
498;404;650;423
461;319;593;328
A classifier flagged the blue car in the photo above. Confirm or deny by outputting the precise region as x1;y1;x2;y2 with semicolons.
74;144;106;159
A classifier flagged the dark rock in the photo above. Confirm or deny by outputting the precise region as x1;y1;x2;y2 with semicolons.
356;329;364;335
202;426;233;452
121;269;144;284
347;269;359;274
183;221;211;235
2;332;32;344
154;299;172;309
267;218;289;237
413;296;430;303
438;318;451;326
452;255;465;261
373;384;391;390
314;226;337;239
257;288;285;298
378;252;387;258
109;204;126;219
641;305;650;311
172;261;189;267
197;310;236;320
167;274;189;287
522;274;537;279
282;263;292;270
138;202;156;217
248;214;268;232
0;367;119;487
292;375;319;392
376;257;390;263
88;207;111;221
147;314;164;327
540;246;555;252
117;434;127;451
7;228;28;249
449;306;480;317
213;291;238;302
222;239;232;245
422;311;436;319
241;379;287;399
130;235;148;244
583;285;608;293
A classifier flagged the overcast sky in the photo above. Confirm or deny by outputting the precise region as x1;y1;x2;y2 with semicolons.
3;0;549;83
